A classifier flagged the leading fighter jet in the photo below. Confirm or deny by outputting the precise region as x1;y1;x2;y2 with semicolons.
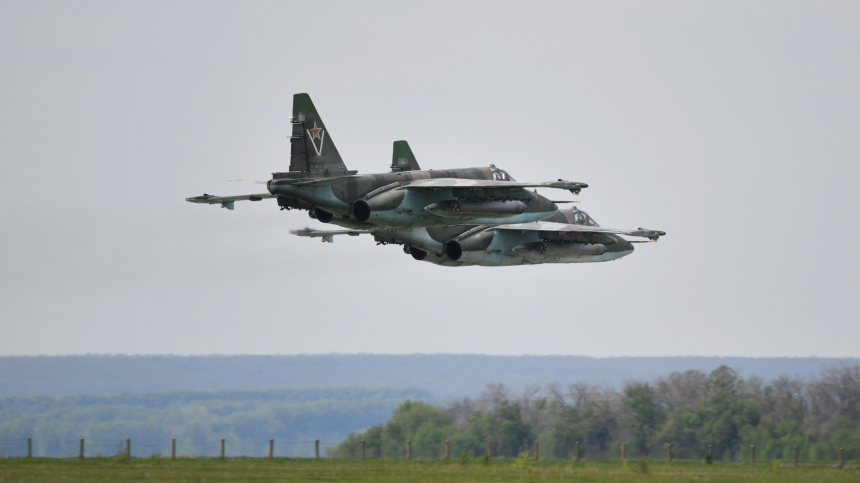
293;206;664;267
186;94;587;229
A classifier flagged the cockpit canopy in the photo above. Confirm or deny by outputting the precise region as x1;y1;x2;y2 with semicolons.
570;208;599;227
489;165;516;181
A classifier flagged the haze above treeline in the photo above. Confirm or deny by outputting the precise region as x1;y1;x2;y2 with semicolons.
2;355;857;398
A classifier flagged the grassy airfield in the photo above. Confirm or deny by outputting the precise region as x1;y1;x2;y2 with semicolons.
0;457;857;482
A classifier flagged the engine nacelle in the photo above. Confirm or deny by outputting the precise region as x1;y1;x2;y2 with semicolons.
457;227;494;252
353;189;406;222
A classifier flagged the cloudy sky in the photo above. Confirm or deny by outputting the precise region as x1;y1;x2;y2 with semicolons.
1;1;858;357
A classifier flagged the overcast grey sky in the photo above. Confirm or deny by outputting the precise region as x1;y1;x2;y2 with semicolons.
1;1;858;357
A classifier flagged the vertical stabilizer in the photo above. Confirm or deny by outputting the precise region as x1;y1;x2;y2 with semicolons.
289;94;348;176
391;140;421;172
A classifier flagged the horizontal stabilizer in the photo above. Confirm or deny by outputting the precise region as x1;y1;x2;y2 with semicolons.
268;173;360;187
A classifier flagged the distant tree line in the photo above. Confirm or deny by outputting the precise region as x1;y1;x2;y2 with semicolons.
0;388;429;458
334;365;860;461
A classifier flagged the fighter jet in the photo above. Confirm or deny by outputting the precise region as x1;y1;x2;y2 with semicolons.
293;204;665;267
186;93;587;229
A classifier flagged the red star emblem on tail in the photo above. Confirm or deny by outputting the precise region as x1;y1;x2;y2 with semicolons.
306;122;326;156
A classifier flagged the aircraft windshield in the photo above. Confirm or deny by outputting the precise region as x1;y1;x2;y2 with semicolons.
490;165;516;181
572;210;600;227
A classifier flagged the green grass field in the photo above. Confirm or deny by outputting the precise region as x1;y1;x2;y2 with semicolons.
0;457;857;482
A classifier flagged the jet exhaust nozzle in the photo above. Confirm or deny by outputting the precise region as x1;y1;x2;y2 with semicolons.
445;241;463;261
353;201;371;221
425;200;527;218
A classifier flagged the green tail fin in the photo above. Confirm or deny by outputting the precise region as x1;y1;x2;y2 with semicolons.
390;140;421;172
289;93;348;176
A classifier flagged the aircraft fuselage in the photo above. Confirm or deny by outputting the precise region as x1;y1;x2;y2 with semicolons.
267;166;560;228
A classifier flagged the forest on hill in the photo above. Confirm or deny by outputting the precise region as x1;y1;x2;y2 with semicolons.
335;364;860;462
0;388;429;458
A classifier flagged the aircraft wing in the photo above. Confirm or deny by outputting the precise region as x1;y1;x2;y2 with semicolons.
290;228;372;243
402;178;588;194
494;221;666;240
187;175;361;209
273;174;361;187
185;193;276;210
229;175;359;186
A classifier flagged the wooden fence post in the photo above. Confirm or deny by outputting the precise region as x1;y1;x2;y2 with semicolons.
360;440;365;460
79;438;84;461
839;448;844;468
27;438;31;458
220;439;225;460
486;441;492;459
667;443;672;463
269;439;274;459
315;440;320;459
534;440;539;461
126;438;131;458
621;442;626;462
406;440;411;460
750;445;755;465
575;441;580;463
708;444;713;460
171;439;176;460
794;446;798;467
445;440;450;460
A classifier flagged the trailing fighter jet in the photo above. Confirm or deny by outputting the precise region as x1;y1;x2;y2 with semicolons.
186;93;587;229
292;206;665;267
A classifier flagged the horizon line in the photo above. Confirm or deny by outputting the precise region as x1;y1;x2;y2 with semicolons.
1;353;856;359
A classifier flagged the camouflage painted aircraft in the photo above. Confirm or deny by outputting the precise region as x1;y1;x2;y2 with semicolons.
186;93;588;229
293;205;665;267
